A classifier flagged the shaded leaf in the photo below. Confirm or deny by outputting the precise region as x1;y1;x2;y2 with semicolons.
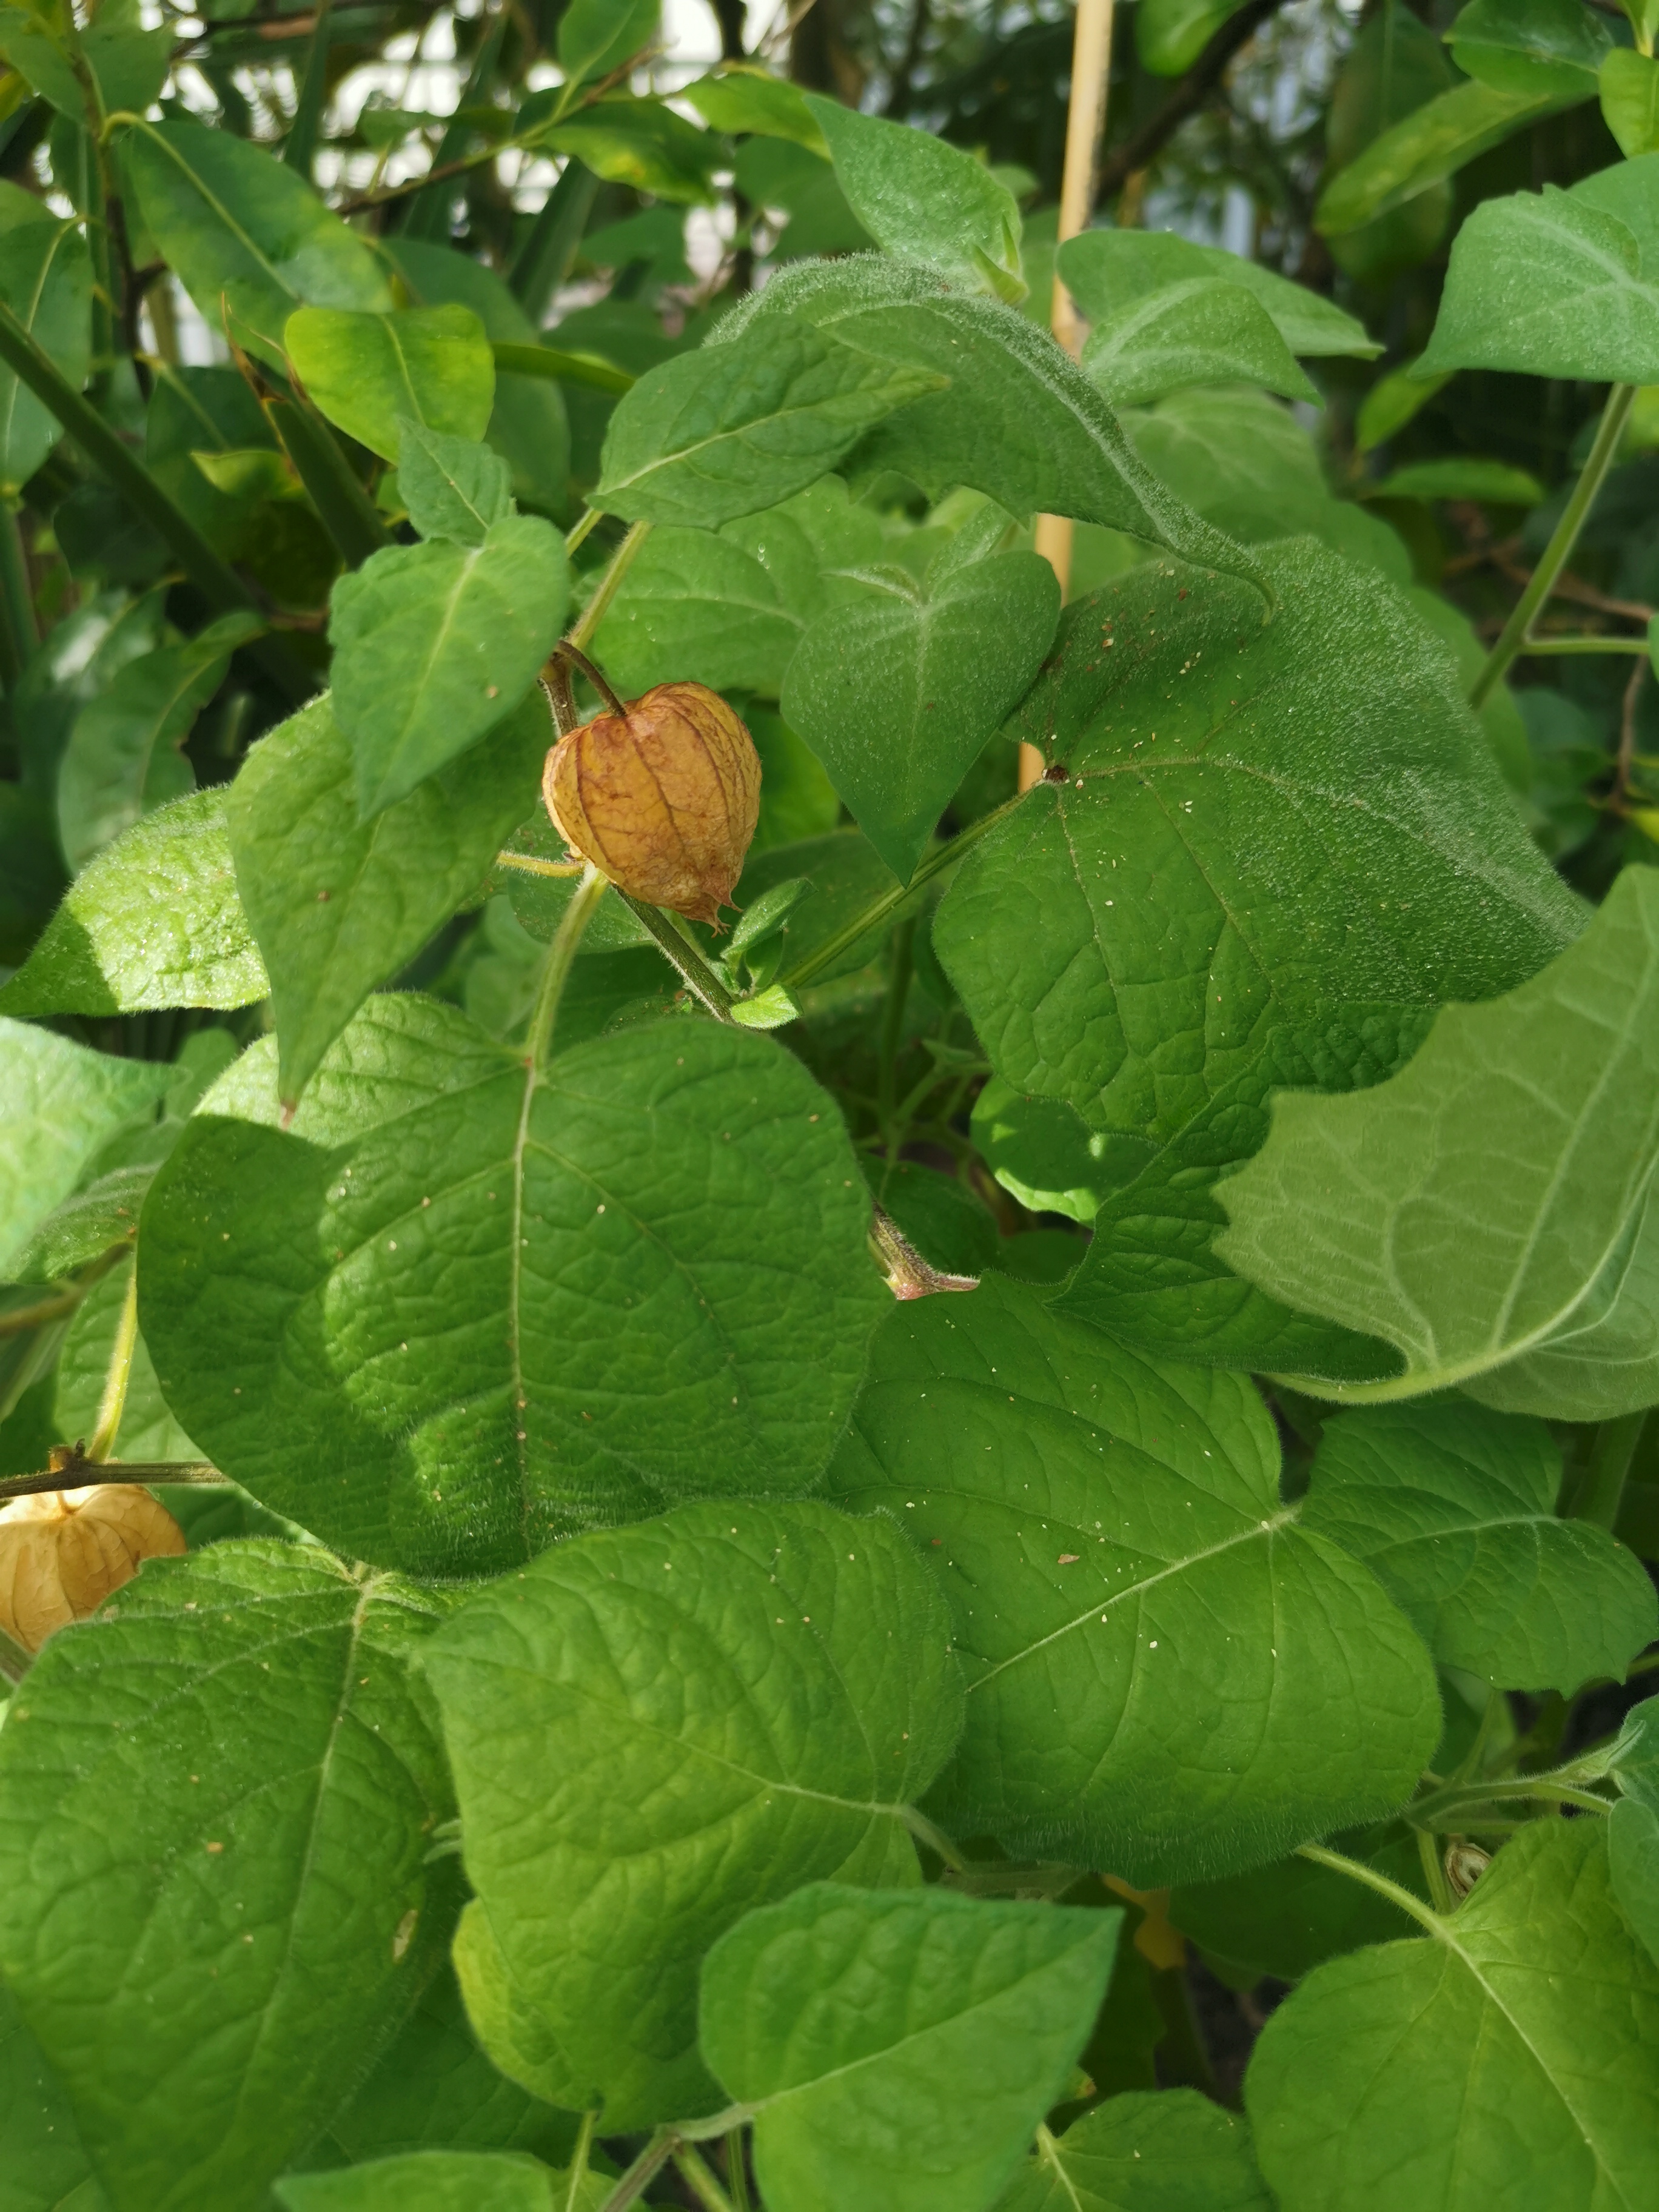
0;790;267;1018
996;2090;1271;2211
1316;79;1565;237
284;305;495;466
1449;0;1610;100
825;1274;1441;1883
0;1543;460;2212
277;2152;583;2212
1137;0;1256;76
1170;1823;1429;1986
556;0;658;89
1602;49;1659;157
0;1017;169;1277
395;423;513;548
1609;1797;1659;1966
591;525;805;697
224;692;548;1105
543;96;719;207
702;1883;1118;2212
0;191;90;494
0;1981;103;2212
426;1499;961;2127
1082;279;1317;407
1058;231;1378;359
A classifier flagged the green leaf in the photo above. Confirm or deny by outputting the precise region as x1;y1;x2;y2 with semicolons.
0;195;90;495
1244;1819;1659;2212
722;261;1272;589
0;1981;102;2212
1057;231;1379;359
53;1254;197;1460
0;1016;168;1276
381;240;569;520
1448;0;1610;99
1081;279;1318;407
450;1900;586;2112
682;64;828;152
781;547;1059;881
825;1274;1441;1883
224;693;546;1105
594;312;946;529
1364;457;1543;504
0;1543;460;2212
555;0;658;90
1301;1401;1657;1691
543;96;718;207
864;1157;999;1279
1601;47;1659;156
1136;0;1256;77
1355;361;1453;452
309;1965;580;2169
56;612;262;873
116;119;395;363
140;1024;888;1573
0;789;267;1017
1610;1798;1659;1965
996;2090;1271;2211
1316;80;1565;238
1170;1824;1429;1986
0;0;167;121
278;2152;582;2212
394;423;512;548
1216;867;1659;1419
426;1499;961;2127
592;524;805;695
1324;1;1456;281
1418;183;1659;383
968;1078;1144;1225
327;515;566;817
802;93;1024;301
7;1162;147;1281
933;544;1578;1375
701;1883;1119;2212
1121;386;1332;541
199;996;512;1148
283;306;496;466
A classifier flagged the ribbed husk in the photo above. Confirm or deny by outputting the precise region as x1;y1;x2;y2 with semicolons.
0;1486;186;1652
543;680;761;927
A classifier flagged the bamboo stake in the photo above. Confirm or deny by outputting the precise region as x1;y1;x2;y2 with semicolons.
1024;0;1116;791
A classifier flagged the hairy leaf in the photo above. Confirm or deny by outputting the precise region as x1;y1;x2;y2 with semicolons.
224;692;547;1105
1216;867;1659;1417
595;312;944;528
0;1544;459;2212
826;1275;1441;1883
1245;1820;1659;2212
1082;279;1317;407
426;1500;961;2127
278;2151;591;2212
141;1023;886;1574
592;525;805;696
804;94;1024;299
1057;230;1379;359
394;424;513;548
284;305;495;466
703;1883;1118;2212
0;1982;102;2212
781;546;1059;880
0;791;266;1017
1302;1400;1656;1690
0;1017;169;1276
996;2090;1271;2211
329;517;566;817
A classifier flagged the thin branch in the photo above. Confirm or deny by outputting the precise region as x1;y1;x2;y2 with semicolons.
0;1452;229;1504
1617;654;1651;810
553;640;626;720
1096;0;1289;204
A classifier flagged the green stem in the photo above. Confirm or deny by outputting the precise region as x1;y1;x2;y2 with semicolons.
672;2148;738;2212
494;850;585;881
1472;383;1637;708
1295;1842;1443;1935
725;2128;752;2212
1409;1774;1612;1828
897;1805;968;1872
565;505;605;556
265;395;389;568
596;2131;676;2212
283;0;333;174
87;1263;139;1464
1416;1826;1454;1915
879;917;916;1155
0;499;36;685
0;299;312;702
782;793;1023;990
620;894;739;1022
560;2112;597;2212
526;862;608;1068
1569;1410;1647;1531
1520;637;1649;655
568;518;651;651
508;155;601;318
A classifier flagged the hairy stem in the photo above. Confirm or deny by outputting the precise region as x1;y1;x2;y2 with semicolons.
554;640;627;719
1472;383;1637;707
897;1805;968;1872
1416;1826;1455;1915
568;520;651;652
1410;1774;1613;1828
1568;1410;1647;1530
620;895;739;1021
86;1264;140;1465
0;1460;226;1504
0;1248;127;1340
526;862;608;1069
1295;1842;1443;1934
